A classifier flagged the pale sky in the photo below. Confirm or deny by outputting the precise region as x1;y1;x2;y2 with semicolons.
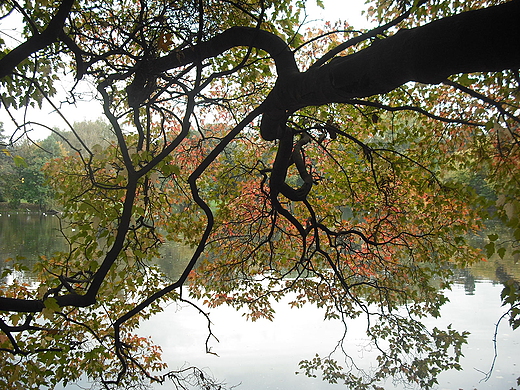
0;0;374;141
306;0;373;28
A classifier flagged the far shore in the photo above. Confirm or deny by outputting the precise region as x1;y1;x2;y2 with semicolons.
0;202;58;213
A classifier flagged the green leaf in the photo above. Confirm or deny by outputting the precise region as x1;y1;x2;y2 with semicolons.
484;242;495;258
514;228;520;242
43;297;60;311
13;155;28;167
457;74;475;87
171;164;181;176
487;233;499;242
454;236;465;245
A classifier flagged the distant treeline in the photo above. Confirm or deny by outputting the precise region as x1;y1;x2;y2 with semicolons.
0;119;114;210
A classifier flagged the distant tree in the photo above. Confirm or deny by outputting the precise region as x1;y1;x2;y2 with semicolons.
0;119;115;208
0;123;10;202
0;1;519;389
0;128;67;208
56;118;116;153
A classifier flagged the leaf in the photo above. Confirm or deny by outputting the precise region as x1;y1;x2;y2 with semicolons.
487;233;499;242
171;164;181;176
457;74;475;87
454;236;465;245
515;228;520;242
41;307;55;320
43;297;60;312
158;33;173;51
13;155;28;167
484;242;495;258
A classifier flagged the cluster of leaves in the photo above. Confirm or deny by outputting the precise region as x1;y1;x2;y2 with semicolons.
0;1;307;387
1;145;169;389
502;279;520;330
187;104;485;388
298;323;468;390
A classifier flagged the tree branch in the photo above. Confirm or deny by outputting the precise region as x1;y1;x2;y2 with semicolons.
0;0;75;79
263;0;520;116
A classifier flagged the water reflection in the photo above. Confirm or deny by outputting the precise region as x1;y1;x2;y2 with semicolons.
452;269;477;295
0;211;68;270
431;281;519;390
137;281;519;390
1;213;519;390
0;212;194;279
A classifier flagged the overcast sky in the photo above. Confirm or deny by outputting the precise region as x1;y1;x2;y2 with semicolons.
307;0;373;28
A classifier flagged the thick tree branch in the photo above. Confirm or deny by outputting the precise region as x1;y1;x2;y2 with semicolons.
0;0;75;79
260;0;520;139
125;2;520;141
152;26;298;77
127;26;298;109
278;0;520;110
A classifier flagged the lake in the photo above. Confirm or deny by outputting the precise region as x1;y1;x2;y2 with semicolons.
1;212;519;390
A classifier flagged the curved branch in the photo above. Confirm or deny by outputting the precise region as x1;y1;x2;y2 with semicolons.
153;26;298;77
273;131;313;201
109;108;263;385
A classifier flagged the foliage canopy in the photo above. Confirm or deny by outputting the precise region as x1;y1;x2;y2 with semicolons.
1;0;520;389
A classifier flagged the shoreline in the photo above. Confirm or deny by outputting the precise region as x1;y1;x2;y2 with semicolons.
0;202;57;213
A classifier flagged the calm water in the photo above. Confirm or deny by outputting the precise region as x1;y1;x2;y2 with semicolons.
0;211;68;265
1;212;519;390
140;282;519;390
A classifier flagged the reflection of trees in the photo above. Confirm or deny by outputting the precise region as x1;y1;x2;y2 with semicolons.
495;264;518;285
469;220;520;283
0;213;199;283
155;242;196;280
452;269;476;295
0;213;67;264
